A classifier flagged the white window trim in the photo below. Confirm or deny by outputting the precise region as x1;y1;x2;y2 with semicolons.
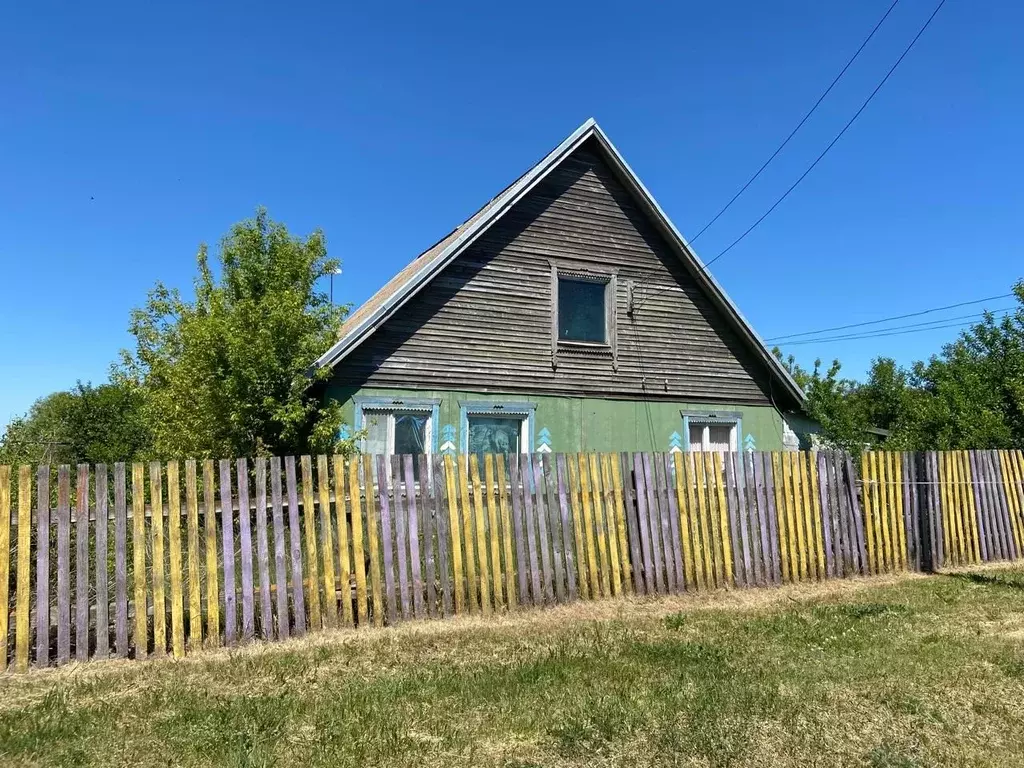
459;400;536;454
682;410;742;453
354;397;440;456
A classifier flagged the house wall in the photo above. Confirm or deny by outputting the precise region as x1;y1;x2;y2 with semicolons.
328;138;792;408
327;384;794;454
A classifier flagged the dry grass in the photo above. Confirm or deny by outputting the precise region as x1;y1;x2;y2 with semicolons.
2;567;1024;766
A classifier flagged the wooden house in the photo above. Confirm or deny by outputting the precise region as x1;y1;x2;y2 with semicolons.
316;119;810;458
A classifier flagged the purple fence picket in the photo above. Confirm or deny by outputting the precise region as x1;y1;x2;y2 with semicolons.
520;454;542;606
376;455;398;625
509;456;530;605
35;466;50;667
236;459;255;642
663;453;685;593
75;464;90;662
219;460;237;645
270;457;289;640
556;455;578;601
391;455;411;620
95;465;110;659
254;459;273;639
418;455;437;618
284;457;306;636
620;453;645;595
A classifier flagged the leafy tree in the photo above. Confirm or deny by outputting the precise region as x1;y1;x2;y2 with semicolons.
0;381;150;466
117;208;349;458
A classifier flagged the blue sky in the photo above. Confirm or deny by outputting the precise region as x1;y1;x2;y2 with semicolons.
1;0;1021;424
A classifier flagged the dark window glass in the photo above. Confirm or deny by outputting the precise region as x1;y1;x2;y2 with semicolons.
467;415;523;456
558;278;606;343
394;412;428;455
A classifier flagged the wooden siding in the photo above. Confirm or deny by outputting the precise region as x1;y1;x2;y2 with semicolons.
332;139;779;405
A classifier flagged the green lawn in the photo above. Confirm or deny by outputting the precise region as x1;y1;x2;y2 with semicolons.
3;568;1024;767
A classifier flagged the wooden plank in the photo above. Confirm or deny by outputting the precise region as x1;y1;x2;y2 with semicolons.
1008;450;1024;554
968;451;991;561
14;467;31;670
270;457;289;640
575;454;599;597
727;454;749;587
497;454;519;607
988;450;1016;560
36;466;51;666
148;462;166;655
984;450;1007;561
484;455;505;609
787;453;806;581
642;453;666;593
759;452;782;584
316;456;337;629
966;450;985;561
419;455;438;617
770;453;790;582
333;455;353;627
366;454;386;626
166;462;185;657
747;452;769;586
235;459;254;642
530;454;554;604
815;453;834;578
741;451;760;586
507;454;529;606
844;453;869;574
989;450;1010;560
652;454;676;593
928;452;945;569
938;452;952;565
589;454;612;596
299;456;322;631
351;458;369;625
634;453;658;592
608;454;630;594
566;455;589;598
391;455;411;620
0;468;8;670
619;453;645;594
76;464;90;661
219;460;237;646
949;451;968;563
860;453;877;574
998;451;1023;558
253;459;273;640
520;454;542;606
458;455;478;613
377;455;398;625
556;455;578;601
605;454;626;595
712;454;733;587
443;455;465;614
808;453;827;578
185;460;203;648
875;452;892;572
693;453;715;588
92;466;109;660
131;463;146;659
202;460;220;646
827;451;848;577
672;452;695;590
544;456;565;603
794;452;815;579
405;456;425;619
284;457;306;635
684;453;705;590
890;452;908;569
899;453;915;570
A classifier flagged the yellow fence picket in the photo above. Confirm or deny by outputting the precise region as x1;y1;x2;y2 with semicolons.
332;455;353;627
363;455;384;626
484;455;504;610
15;467;31;671
443;456;465;614
672;452;695;590
601;454;623;596
316;456;337;629
469;455;491;615
567;455;589;598
458;455;477;614
166;462;185;658
300;456;322;631
589;454;611;597
0;467;9;671
202;459;219;647
496;454;517;608
185;461;202;648
132;463;149;657
349;458;368;626
577;455;600;597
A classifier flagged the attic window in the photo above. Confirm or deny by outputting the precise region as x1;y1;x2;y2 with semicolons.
551;267;617;361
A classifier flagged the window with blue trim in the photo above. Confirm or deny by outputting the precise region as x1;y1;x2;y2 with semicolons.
460;401;535;457
356;398;439;458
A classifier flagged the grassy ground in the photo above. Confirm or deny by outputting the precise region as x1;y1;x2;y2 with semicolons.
2;568;1024;767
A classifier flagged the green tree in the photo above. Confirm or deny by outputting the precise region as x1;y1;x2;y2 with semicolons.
117;208;349;458
0;381;150;466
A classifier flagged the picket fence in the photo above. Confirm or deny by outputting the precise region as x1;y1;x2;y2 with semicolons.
1;449;1023;671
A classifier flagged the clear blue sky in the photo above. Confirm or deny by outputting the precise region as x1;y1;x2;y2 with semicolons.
1;0;1021;424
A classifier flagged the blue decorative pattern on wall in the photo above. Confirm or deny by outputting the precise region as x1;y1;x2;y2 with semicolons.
440;424;457;455
743;433;756;452
668;431;683;453
535;427;552;454
339;424;351;440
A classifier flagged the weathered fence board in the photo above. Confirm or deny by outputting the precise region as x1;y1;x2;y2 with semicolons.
4;448;1024;671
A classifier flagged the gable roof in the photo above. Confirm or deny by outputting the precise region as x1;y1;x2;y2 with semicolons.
316;119;806;409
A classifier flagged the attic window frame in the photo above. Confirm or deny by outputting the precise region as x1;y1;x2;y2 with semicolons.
550;263;618;367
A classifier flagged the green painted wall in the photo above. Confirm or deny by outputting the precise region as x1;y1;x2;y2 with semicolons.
327;383;797;453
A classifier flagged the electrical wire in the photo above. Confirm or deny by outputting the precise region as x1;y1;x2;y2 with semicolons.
701;0;948;271
778;312;1014;346
689;0;901;244
766;293;1014;341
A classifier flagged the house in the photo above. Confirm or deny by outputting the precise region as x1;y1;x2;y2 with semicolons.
315;119;809;458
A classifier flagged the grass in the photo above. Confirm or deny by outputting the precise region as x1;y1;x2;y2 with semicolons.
3;568;1024;766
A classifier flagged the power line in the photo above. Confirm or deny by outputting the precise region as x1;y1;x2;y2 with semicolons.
689;0;901;245
779;312;1014;346
701;0;948;271
766;293;1015;342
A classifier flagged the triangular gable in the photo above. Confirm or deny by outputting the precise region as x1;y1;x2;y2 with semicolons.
316;119;805;408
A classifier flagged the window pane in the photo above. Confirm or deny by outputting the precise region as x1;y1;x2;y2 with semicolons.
467;415;523;455
707;424;733;453
558;278;606;343
688;424;705;451
394;412;429;455
364;411;387;455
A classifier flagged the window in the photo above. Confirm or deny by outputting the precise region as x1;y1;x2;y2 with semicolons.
682;411;741;453
461;401;535;456
558;277;607;343
355;397;439;456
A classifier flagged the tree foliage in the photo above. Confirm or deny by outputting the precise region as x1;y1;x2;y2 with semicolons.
0;382;150;466
116;208;349;458
782;280;1024;452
